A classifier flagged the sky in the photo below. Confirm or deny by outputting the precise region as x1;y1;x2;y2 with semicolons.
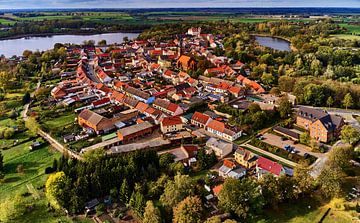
0;0;359;9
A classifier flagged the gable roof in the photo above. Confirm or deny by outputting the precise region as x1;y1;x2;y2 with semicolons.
257;156;283;176
207;119;225;133
191;112;211;125
161;116;183;127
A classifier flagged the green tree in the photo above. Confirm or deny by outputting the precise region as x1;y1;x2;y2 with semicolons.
160;174;194;208
300;132;310;145
0;151;3;172
278;76;295;92
0;194;31;222
341;125;360;145
259;174;282;209
293;165;315;196
45;171;70;209
83;148;105;163
173;196;203;223
120;179;131;204
218;178;264;219
270;87;281;96
328;146;355;170
143;201;161;223
342;93;353;110
25;117;40;137
129;191;145;216
318;164;345;198
261;73;275;86
326;96;334;108
277;97;293;119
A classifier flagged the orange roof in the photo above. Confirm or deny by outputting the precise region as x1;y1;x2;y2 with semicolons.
114;80;127;89
216;82;231;90
223;159;236;169
229;86;241;95
178;55;191;65
236;75;245;82
167;103;179;113
135;102;149;113
212;184;223;196
207;120;225;133
161;116;183;126
191;112;211;125
136;118;144;124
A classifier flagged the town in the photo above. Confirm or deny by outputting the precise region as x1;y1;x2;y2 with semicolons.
0;12;360;223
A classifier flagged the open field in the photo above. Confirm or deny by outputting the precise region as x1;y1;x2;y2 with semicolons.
339;23;360;35
329;34;360;40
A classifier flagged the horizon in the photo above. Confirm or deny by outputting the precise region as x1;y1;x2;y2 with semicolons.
0;0;359;10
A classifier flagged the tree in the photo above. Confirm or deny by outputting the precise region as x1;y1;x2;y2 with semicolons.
159;153;175;169
0;194;31;222
3;127;15;139
326;96;334;108
83;148;105;163
318;164;345;198
0;151;3;172
22;92;31;105
173;196;203;223
278;76;295;92
270;87;281;96
129;191;145;216
120;179;131;204
328;146;355;170
259;174;282;209
160;174;194;208
98;39;107;46
343;93;354;110
293;165;315;196
261;73;275;86
143;201;161;223
218;178;264;219
45;171;70;209
299;132;310;145
277;97;293;119
25;117;40;137
341;125;360;145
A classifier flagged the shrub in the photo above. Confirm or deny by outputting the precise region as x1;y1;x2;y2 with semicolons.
3;128;15;139
95;203;105;216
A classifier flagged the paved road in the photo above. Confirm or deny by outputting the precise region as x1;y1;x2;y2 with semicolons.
242;143;298;168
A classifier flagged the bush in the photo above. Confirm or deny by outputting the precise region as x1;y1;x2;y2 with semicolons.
3;128;15;139
95;203;105;216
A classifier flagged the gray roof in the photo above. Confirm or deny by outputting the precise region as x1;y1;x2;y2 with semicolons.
297;106;328;121
118;121;153;137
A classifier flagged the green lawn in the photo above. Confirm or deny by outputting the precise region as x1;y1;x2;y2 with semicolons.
0;18;16;25
42;112;76;131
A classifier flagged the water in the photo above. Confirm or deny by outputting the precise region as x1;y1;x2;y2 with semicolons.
0;32;139;57
255;36;291;52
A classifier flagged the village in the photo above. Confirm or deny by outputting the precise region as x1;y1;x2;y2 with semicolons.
30;26;357;221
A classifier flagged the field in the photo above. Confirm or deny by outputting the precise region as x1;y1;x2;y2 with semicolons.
339;23;360;35
329;34;360;40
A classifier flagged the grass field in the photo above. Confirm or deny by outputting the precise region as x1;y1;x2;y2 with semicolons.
42;112;76;131
339;23;360;35
329;34;360;40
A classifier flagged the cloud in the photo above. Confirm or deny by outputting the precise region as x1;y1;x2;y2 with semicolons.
0;0;359;9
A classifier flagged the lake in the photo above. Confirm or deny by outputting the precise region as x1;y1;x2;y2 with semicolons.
255;36;291;52
0;32;139;57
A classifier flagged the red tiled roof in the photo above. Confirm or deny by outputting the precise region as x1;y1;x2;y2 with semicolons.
161;116;183;127
135;102;149;113
257;157;283;176
191;112;210;125
229;86;241;95
182;145;198;157
167;103;179;113
223;159;236;169
207;119;225;133
92;97;110;107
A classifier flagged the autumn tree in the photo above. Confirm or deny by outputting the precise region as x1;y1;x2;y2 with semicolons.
173;196;203;223
143;201;161;223
45;171;71;209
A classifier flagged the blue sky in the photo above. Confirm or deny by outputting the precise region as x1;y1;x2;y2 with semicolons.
0;0;359;9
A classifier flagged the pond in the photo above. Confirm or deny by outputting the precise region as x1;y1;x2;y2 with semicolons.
0;32;139;57
255;35;291;52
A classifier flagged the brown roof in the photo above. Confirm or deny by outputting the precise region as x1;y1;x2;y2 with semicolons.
191;112;211;125
79;109;106;126
161;116;183;127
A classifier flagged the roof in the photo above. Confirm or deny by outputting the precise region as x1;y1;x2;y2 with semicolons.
161;116;183;127
273;126;300;140
297;106;328;122
235;147;258;162
207;119;225;133
191;112;211;125
118;121;153;137
135;102;149;113
257;156;283;176
182;145;198;158
212;184;223;196
223;159;236;169
79;109;105;126
125;86;150;100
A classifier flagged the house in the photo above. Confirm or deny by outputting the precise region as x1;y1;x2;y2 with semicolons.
296;106;344;143
160;116;184;134
117;121;154;144
177;55;196;71
234;147;258;169
212;184;223;197
206;137;233;158
187;27;201;36
153;98;184;116
206;119;242;141
191;112;212;128
256;156;285;179
78;109;138;134
124;86;154;104
204;67;225;77
29;141;41;151
218;159;246;179
160;145;198;166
